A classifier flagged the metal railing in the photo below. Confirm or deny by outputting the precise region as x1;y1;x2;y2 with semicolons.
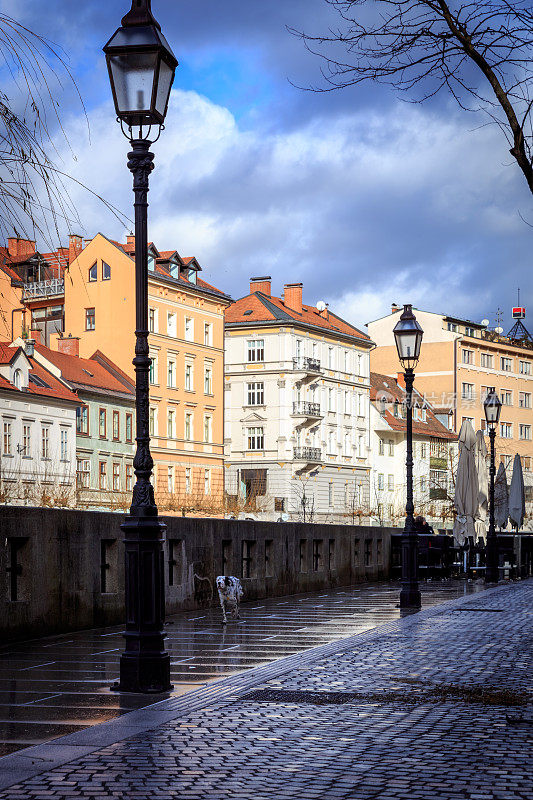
292;356;321;372
293;447;322;461
22;279;64;300
292;401;321;416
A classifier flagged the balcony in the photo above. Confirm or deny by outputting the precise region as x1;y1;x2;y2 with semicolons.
292;356;321;374
430;456;447;470
22;279;64;301
292;401;322;418
293;446;322;463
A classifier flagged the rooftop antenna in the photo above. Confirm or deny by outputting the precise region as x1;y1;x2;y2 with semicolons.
507;288;533;343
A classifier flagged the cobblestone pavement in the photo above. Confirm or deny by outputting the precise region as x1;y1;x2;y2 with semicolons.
0;580;531;799
0;579;480;756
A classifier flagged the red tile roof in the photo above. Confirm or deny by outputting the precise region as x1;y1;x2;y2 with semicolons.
225;290;371;344
34;343;134;396
370;372;456;440
0;342;19;364
0;342;79;403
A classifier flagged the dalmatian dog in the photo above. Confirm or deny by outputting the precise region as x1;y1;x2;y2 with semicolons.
216;576;243;624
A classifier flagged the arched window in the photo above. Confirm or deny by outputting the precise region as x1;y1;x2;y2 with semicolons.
13;369;22;388
88;262;97;281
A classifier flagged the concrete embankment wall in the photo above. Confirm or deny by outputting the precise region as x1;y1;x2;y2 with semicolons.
0;506;394;641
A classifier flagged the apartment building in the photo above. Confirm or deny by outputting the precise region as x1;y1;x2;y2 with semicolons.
370;372;457;529
224;277;374;522
62;233;232;511
368;306;533;474
0;340;78;501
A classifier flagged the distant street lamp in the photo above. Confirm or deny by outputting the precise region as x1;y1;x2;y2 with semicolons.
103;0;177;693
393;304;424;609
484;388;502;583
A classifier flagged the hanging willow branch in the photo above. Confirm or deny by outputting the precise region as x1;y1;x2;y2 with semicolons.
0;12;130;248
290;0;533;195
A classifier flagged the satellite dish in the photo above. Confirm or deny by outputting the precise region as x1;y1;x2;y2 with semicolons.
495;326;503;334
317;300;326;311
481;319;489;327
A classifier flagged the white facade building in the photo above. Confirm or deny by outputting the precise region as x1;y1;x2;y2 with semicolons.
224;278;374;522
0;341;78;499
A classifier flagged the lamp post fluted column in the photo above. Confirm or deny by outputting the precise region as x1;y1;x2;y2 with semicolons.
400;367;421;609
485;426;499;583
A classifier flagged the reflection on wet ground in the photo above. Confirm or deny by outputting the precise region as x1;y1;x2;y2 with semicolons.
0;579;484;756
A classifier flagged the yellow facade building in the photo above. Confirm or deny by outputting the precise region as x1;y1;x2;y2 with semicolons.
63;233;232;511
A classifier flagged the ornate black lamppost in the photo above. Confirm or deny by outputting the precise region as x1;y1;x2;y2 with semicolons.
484;388;502;583
104;0;177;693
393;304;424;609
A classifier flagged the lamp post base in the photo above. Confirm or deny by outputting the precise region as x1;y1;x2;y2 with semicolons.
115;651;172;694
399;587;422;609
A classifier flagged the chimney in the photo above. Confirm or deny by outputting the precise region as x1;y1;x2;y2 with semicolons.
30;328;42;345
7;237;35;258
126;234;135;248
250;276;271;296
319;303;329;319
284;283;303;314
57;335;80;358
391;303;401;314
24;339;35;358
68;234;83;263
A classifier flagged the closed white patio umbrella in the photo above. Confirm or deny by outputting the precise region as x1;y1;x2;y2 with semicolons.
509;454;526;531
494;462;509;531
474;430;488;542
453;420;478;546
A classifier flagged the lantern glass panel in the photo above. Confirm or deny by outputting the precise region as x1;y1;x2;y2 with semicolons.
109;51;158;115
396;332;420;362
484;393;501;425
155;58;174;116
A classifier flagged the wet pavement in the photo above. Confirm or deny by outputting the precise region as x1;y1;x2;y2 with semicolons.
0;579;485;757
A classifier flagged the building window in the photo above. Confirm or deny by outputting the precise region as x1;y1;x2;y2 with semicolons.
388;474;394;490
148;307;157;333
447;322;457;332
480;353;493;368
185;467;191;494
500;390;512;406
519;360;531;375
462;416;474;427
461;383;474;400
204;468;211;495
85;308;95;331
328;387;334;412
3;421;12;455
328;430;335;454
523;457;531;472
184;317;194;341
204;366;213;395
388;440;394;456
112;411;120;441
112;463;120;491
519;424;531;441
378;439;385;456
184;412;193;441
13;368;22;389
312;540;323;571
88;262;97;281
167;358;176;388
167;312;177;337
102;261;111;280
60;429;68;461
344;432;350;456
328;346;334;369
247;339;264;363
126;413;133;442
358;434;365;458
204;415;212;443
500;454;512;468
247;382;264;406
99;408;107;438
40;425;50;459
500;357;513;372
76;406;89;435
149;353;158;385
247;427;264;450
167;409;175;439
185;363;193;391
420;476;427;492
462;349;474;365
343;350;349;372
22;424;31;457
500;422;513;439
204;323;212;346
149;407;157;436
328;481;334;507
378;473;384;491
167;465;174;494
519;392;531;409
465;326;475;338
76;459;90;489
126;464;133;491
99;461;107;490
421;443;427;458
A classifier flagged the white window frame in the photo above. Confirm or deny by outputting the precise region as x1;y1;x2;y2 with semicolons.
247;382;264;406
247;339;264;363
247;426;264;450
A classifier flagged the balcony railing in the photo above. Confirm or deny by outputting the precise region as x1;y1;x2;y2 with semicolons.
292;356;321;373
292;401;322;416
22;279;64;301
293;447;322;462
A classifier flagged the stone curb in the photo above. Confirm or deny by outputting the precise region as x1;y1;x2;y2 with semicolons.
0;580;524;791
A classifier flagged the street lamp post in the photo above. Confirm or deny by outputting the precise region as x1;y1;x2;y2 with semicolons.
104;0;177;693
393;304;424;610
484;388;502;583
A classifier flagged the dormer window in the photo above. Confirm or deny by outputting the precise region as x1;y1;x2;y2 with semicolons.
188;268;197;284
148;254;155;272
13;368;22;389
89;262;97;282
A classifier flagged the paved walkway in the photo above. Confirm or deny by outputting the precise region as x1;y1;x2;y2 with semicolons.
0;580;481;756
0;580;531;799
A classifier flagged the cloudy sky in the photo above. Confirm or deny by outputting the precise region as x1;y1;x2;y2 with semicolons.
2;0;532;332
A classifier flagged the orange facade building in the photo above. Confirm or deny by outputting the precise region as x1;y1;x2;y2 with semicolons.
62;233;232;511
